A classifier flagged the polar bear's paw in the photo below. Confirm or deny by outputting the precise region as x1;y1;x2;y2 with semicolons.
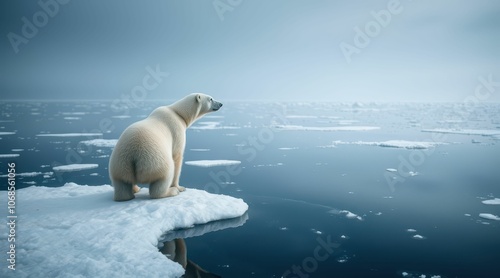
176;185;186;192
133;185;141;193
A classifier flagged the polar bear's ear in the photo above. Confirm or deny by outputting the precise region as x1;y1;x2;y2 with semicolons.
196;94;202;103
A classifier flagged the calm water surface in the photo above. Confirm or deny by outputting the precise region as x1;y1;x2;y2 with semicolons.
1;101;499;277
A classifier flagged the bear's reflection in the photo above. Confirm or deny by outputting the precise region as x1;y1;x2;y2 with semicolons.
160;238;221;278
158;213;248;278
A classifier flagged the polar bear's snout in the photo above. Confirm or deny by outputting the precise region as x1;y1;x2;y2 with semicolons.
212;100;223;111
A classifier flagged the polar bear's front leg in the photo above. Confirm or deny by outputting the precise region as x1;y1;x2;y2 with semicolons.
172;153;186;192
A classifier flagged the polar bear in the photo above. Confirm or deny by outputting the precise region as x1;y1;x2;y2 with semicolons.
109;93;223;201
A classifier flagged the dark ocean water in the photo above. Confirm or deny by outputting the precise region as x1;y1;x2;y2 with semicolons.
1;101;499;277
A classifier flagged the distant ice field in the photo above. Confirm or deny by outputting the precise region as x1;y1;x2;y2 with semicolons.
0;101;499;277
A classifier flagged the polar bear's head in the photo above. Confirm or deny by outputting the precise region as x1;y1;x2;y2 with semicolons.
170;93;223;127
196;93;223;114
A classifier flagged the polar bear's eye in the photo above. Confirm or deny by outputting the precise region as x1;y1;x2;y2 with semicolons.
210;98;213;102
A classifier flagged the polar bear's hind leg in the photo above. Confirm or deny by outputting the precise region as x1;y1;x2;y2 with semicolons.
112;179;136;201
149;178;179;199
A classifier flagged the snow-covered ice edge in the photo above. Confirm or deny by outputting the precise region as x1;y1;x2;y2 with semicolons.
0;183;248;277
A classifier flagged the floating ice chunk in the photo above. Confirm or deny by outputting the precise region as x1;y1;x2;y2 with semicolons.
386;168;397;172
0;131;16;135
285;115;318;119
61;112;87;115
253;163;283;168
409;171;419;176
340;235;348;239
79;139;118;148
422;128;500;137
36;133;103;137
53;164;99;172
11;149;24;151
273;125;380;131
329;209;363;220
464;214;471;217
479;213;500;221
0;154;20;158
112;115;131;119
0;183;247;277
204;115;224;119
311;229;322;235
191;121;239;130
333;140;444;149
407;228;417;233
337;255;350;263
278;147;298;150
279;227;288;231
482;198;500;205
190;148;210;152
63;117;81;120
0;172;43;177
413;234;426;240
185;160;241;168
402;272;409;277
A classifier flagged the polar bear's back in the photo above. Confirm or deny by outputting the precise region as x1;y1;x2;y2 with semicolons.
109;118;173;184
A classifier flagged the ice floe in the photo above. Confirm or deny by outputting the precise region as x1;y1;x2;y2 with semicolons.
285;115;318;119
0;171;52;178
189;148;211;152
406;229;417;233
332;140;445;149
479;213;500;221
273;125;380;131
386;168;397;172
422;128;500;137
412;234;426;240
329;209;363;221
0;131;16;135
184;160;241;168
80;139;118;148
190;121;239;130
0;154;20;158
402;272;442;278
0;183;247;277
482;198;500;205
36;133;103;137
52;164;99;172
311;229;322;235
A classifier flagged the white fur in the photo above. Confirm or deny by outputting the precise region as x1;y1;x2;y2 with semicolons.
109;93;222;201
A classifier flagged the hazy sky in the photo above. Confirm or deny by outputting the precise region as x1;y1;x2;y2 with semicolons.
1;0;499;102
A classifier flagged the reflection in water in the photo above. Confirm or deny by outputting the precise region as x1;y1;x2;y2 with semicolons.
160;238;221;278
158;213;249;277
